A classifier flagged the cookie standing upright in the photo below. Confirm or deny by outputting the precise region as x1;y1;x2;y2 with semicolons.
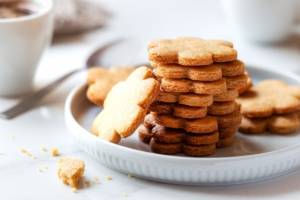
92;66;160;143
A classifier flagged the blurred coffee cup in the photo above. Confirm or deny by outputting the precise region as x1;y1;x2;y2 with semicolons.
222;0;299;43
0;0;53;97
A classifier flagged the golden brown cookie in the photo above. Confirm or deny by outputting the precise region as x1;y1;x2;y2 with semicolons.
213;89;239;102
182;144;216;156
225;74;248;91
217;135;235;148
87;67;135;106
219;60;245;77
151;113;218;134
150;102;207;119
152;124;185;143
185;132;219;145
148;37;237;66
219;126;238;139
216;109;242;128
137;125;154;144
157;92;213;107
91;67;160;143
161;78;227;95
239;113;300;135
238;80;300;118
150;139;182;155
208;101;237;115
153;64;222;81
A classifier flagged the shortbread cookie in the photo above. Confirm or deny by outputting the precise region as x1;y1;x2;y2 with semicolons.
150;139;182;155
225;74;248;91
238;80;300;118
239;113;300;135
92;67;160;143
87;67;134;106
152;124;185;143
151;113;218;134
161;78;227;95
239;72;252;94
185;132;219;145
219;60;245;77
219;126;238;139
208;101;237;115
153;64;222;81
137;125;154;143
57;157;85;189
217;135;235;148
152;60;244;79
216;109;242;128
157;92;213;107
213;89;239;102
148;37;237;66
150;102;207;119
183;144;216;156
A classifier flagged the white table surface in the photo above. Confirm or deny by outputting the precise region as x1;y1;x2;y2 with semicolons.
1;0;300;199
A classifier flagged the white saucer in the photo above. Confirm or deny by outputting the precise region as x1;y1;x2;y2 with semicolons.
65;66;300;185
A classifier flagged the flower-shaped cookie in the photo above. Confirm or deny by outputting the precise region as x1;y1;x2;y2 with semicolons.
238;80;300;118
148;37;237;66
92;66;160;143
87;67;134;106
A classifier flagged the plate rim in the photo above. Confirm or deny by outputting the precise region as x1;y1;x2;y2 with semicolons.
65;65;300;162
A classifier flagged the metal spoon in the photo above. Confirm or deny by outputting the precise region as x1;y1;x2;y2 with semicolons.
0;39;122;120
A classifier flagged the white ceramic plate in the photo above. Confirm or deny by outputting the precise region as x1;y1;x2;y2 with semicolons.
65;66;300;185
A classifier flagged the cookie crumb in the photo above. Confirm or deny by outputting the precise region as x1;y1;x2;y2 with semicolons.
20;148;36;159
72;188;78;193
106;176;112;181
83;180;91;188
57;157;85;190
51;147;60;157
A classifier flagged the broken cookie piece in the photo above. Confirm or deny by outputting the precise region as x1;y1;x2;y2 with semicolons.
57;157;85;189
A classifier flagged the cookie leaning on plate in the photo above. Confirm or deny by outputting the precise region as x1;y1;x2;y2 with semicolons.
92;66;160;143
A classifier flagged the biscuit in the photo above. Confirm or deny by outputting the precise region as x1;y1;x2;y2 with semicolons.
137;125;154;143
217;135;235;148
153;64;222;81
213;89;238;102
185;132;219;145
151;113;218;134
238;72;252;94
225;74;248;91
208;101;237;115
219;60;245;77
152;124;185;143
152;60;244;80
237;80;300;118
157;92;213;107
148;37;237;66
161;78;227;95
182;144;216;156
219;126;238;139
87;67;134;106
216;108;242;128
91;67;160;143
239;113;300;135
150;139;182;155
150;102;207;119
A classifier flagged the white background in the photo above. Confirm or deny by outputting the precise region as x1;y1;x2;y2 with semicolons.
1;0;300;199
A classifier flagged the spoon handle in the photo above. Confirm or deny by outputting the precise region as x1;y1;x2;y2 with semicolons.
0;70;79;120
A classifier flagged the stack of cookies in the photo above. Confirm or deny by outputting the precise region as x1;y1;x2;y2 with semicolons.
138;37;250;156
238;80;300;135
